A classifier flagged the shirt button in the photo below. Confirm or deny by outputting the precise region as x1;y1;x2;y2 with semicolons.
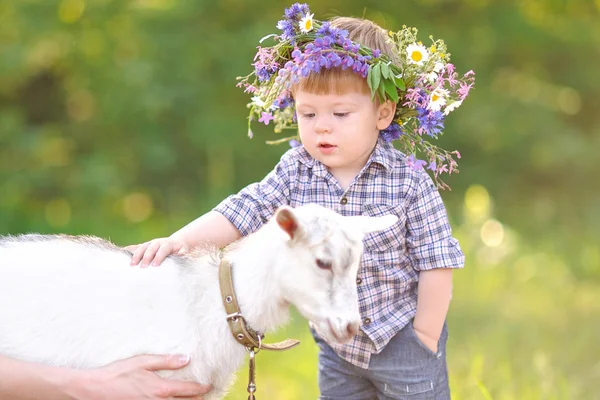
363;317;371;325
356;277;362;285
340;197;348;205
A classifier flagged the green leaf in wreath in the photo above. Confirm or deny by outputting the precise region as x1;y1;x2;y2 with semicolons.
394;75;406;91
372;64;381;96
367;67;376;100
384;79;400;103
381;63;391;80
377;79;386;102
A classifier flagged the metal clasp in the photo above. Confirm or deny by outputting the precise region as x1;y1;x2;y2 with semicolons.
247;348;256;400
226;311;243;322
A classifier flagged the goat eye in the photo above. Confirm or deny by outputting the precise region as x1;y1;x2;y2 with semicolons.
316;259;332;270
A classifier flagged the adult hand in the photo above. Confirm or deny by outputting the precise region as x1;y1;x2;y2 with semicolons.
76;354;212;400
127;237;188;267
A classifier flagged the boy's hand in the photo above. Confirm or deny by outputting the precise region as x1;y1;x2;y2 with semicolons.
413;326;439;354
77;354;213;400
127;237;188;267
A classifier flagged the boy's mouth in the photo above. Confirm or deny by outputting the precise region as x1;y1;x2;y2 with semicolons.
317;142;337;154
318;143;336;148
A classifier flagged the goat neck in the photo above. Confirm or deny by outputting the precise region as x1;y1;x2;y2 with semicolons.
222;222;290;335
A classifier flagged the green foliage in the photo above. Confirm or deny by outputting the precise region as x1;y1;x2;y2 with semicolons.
0;0;599;398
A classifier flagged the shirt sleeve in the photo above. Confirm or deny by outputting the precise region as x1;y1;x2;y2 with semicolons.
212;151;294;236
405;171;465;271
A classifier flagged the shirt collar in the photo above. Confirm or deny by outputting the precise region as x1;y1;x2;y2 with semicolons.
368;137;395;172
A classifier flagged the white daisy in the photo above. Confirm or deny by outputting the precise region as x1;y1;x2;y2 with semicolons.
406;43;429;65
428;88;449;112
426;62;446;82
299;13;314;33
251;96;266;108
443;100;463;115
426;71;437;82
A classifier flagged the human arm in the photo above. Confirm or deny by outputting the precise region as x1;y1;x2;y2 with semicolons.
0;353;212;400
405;171;464;352
130;211;241;267
413;268;453;353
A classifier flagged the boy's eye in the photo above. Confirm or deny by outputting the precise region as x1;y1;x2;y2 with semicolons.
301;113;315;118
334;112;349;117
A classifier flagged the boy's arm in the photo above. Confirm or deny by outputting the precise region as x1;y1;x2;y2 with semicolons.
170;210;242;250
0;353;211;400
413;268;453;352
130;211;241;267
405;172;464;351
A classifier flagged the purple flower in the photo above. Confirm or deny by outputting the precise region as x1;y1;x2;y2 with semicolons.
417;107;444;137
284;3;310;20
259;112;275;125
372;49;381;58
407;154;427;171
352;61;364;73
253;47;279;82
379;122;404;142
255;67;274;82
457;81;474;100
317;22;347;38
427;161;437;171
403;88;428;109
273;96;294;109
276;20;295;40
289;139;302;148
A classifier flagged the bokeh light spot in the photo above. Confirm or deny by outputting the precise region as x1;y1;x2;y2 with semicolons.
480;219;504;247
464;184;491;221
45;199;72;227
58;0;85;24
123;192;153;222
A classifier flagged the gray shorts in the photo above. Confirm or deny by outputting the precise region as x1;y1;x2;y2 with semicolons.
312;320;450;400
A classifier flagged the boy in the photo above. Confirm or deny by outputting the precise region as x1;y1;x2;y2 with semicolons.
130;4;472;399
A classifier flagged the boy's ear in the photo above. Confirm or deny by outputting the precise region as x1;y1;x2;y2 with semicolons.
376;100;397;130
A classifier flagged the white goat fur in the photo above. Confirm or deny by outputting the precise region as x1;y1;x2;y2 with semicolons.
0;204;397;399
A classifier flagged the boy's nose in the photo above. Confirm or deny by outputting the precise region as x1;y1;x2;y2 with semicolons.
315;121;332;134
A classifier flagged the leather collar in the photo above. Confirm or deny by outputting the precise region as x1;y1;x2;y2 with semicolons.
218;259;300;351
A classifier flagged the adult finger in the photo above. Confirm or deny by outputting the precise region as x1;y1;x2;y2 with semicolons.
132;354;191;371
130;242;151;266
163;380;212;397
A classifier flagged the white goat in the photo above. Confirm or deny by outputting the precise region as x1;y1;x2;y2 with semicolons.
0;204;397;399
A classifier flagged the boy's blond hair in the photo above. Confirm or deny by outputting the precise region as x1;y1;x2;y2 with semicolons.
296;17;396;96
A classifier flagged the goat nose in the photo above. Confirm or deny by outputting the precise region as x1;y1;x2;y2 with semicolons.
346;321;359;337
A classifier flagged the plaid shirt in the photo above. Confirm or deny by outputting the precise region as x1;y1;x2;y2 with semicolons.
213;138;464;369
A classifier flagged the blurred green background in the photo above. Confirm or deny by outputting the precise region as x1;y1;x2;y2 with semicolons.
1;0;599;398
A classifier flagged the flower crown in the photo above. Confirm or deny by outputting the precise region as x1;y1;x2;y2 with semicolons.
236;3;475;189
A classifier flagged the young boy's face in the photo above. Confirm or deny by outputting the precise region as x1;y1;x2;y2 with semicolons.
295;89;395;176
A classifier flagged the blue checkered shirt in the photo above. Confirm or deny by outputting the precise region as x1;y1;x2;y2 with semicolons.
213;138;465;369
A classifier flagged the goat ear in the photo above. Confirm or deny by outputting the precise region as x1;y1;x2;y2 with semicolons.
274;206;302;240
351;214;398;235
